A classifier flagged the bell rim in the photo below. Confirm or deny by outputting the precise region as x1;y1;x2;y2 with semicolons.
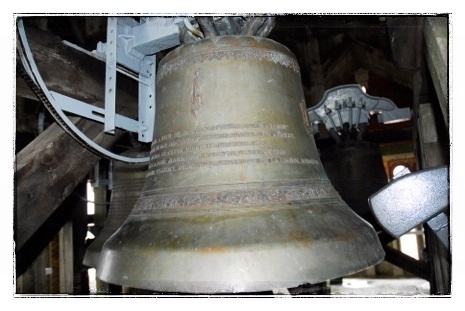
97;201;384;294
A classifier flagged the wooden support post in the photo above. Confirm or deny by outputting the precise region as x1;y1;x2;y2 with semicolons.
424;17;449;127
417;102;450;295
59;220;74;294
89;161;110;294
413;15;450;295
15;243;51;294
15;117;120;254
418;103;448;167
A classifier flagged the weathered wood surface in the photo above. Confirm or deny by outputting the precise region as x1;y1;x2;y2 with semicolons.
417;102;450;294
15;23;139;254
15;117;121;251
322;42;415;90
424;17;448;128
19;24;138;115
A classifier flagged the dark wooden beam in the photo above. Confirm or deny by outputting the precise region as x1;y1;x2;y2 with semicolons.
322;47;356;88
352;41;415;90
15;117;121;254
423;16;449;128
18;22;138;116
386;16;425;70
15;23;139;260
383;245;430;280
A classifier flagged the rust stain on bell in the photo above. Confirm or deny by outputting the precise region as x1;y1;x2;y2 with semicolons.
191;69;202;118
199;246;231;254
98;36;384;294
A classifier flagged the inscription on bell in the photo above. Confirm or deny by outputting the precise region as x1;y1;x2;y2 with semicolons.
152;123;291;146
148;157;318;176
146;122;318;177
134;183;335;211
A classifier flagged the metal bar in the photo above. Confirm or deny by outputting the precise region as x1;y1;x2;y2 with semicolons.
104;17;118;134
50;91;139;133
335;102;344;127
138;55;156;143
355;99;363;128
325;106;338;130
17;18;149;164
383;246;430;280
349;101;353;128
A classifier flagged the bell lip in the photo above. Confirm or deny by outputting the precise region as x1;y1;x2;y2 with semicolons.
82;250;98;269
96;202;385;294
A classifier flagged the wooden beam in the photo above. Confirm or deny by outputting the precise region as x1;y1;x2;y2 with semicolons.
418;103;448;167
16;74;38;101
18;22;138;116
417;102;450;294
386;16;425;70
424;17;449;128
15;117;121;253
383;245;430;280
352;41;415;90
59;219;74;294
15;23;139;257
322;47;356;88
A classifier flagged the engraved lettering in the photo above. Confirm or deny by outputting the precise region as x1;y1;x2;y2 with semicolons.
149;157;319;174
158;47;300;81
133;184;335;211
152;123;290;145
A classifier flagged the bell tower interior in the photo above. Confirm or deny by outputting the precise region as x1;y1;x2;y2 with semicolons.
11;13;452;297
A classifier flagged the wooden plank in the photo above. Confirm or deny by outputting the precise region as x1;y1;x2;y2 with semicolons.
16;75;38;101
352;42;415;90
424;17;449;128
59;220;73;293
417;102;450;295
418;103;447;167
18;22;138;116
383;245;430;280
386;16;425;70
15;117;121;252
322;48;356;88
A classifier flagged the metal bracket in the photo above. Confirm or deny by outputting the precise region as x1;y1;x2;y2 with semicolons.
104;17;118;135
17;17;188;163
138;55;156;142
49;91;138;133
307;84;412;135
97;17;183;143
55;17;185;144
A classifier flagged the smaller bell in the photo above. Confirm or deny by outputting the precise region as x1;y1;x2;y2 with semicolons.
320;140;388;229
83;148;148;268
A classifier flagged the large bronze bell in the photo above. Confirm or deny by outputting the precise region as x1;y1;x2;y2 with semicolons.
83;149;148;268
97;36;384;293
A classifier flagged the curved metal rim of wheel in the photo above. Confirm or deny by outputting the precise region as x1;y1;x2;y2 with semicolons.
17;18;150;164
